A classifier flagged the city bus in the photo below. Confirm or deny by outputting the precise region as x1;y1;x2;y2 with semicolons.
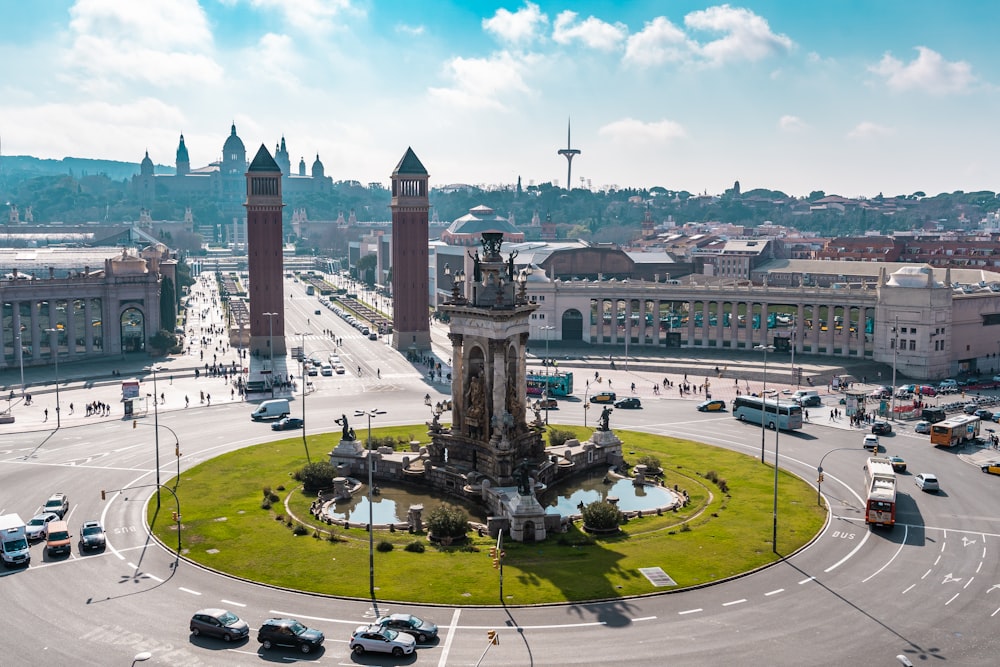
526;372;574;398
305;285;316;295
864;456;896;528
929;414;980;447
732;395;804;430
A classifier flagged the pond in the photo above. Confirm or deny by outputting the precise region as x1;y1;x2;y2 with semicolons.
542;470;676;516
324;483;486;524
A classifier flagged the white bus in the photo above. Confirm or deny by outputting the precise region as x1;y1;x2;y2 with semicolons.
864;457;896;527
732;395;804;431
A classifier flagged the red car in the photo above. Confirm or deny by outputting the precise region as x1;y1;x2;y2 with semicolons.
918;385;937;397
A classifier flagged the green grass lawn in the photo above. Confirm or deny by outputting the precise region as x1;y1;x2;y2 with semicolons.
149;425;826;605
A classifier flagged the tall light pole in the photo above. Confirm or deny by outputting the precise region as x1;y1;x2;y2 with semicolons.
771;388;780;553
44;327;61;428
355;408;386;602
583;379;591;427
790;326;798;387
298;332;311;462
263;312;277;398
890;316;898;421
145;365;163;510
755;344;775;463
133;418;180;490
541;325;554;425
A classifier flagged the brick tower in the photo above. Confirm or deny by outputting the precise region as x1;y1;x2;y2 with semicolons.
246;144;286;357
390;147;431;352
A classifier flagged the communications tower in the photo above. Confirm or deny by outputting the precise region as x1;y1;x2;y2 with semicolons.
557;119;581;191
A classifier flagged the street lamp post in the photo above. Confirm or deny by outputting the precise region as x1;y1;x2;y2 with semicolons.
816;447;857;506
541;325;554;425
298;332;311;463
890;316;899;421
145;365;164;510
584;379;591;427
44;327;61;428
771;390;780;553
263;312;277;398
355;408;386;602
755;344;775;463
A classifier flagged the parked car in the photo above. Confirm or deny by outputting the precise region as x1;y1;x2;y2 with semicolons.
697;399;727;412
190;608;250;642
939;379;958;390
375;613;439;643
25;512;59;541
872;420;893;435
257;618;325;654
590;391;616;404
350;625;416;657
975;409;993;421
614;397;642;409
914;421;931;434
271;417;304;431
914;473;940;493
964;403;979;415
79;520;106;551
863;434;880;451
43;492;69;518
918;385;937;397
869;387;892;399
888;455;907;473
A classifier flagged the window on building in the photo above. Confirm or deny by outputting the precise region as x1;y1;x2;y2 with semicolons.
909;340;916;351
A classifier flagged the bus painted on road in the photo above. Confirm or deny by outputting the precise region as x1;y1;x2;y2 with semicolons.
526;372;574;398
864;456;896;527
930;414;980;447
732;395;804;430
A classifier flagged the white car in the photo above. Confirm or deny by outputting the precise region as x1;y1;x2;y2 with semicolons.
25;512;59;541
350;625;416;657
915;473;940;493
914;421;931;434
863;434;879;451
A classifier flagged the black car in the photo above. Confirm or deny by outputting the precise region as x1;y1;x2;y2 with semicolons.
871;421;892;435
375;613;439;643
614;397;642;409
190;608;249;642
79;520;106;551
257;618;324;654
271;417;304;431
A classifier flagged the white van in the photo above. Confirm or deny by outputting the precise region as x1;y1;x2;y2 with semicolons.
250;399;290;421
0;514;30;567
792;389;821;407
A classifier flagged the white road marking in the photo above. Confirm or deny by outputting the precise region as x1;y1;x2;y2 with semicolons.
902;584;916;594
993;607;1000;617
945;592;960;605
765;588;784;596
922;569;932;580
632;616;657;622
722;599;746;607
221;599;246;607
678;608;703;615
824;530;871;573
964;577;975;589
179;587;201;595
798;576;816;585
862;524;909;583
436;609;461;667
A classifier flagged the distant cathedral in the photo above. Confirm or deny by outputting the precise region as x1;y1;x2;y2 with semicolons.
131;124;333;221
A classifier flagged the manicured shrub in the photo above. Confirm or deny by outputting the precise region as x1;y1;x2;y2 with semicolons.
294;461;337;493
426;503;469;539
292;524;308;536
581;501;623;530
377;540;394;552
548;428;575;447
405;540;426;553
637;455;661;471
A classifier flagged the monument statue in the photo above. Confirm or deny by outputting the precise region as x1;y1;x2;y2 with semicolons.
335;414;356;441
514;458;533;496
506;249;519;280
469;249;482;282
598;406;613;432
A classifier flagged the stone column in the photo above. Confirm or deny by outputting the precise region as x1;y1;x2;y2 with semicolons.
84;299;94;353
686;300;695;347
715;300;725;348
29;301;40;362
11;302;22;371
795;303;805;355
66;300;77;359
491;339;505;434
625;299;633;348
700;300;709;346
449;333;464;429
594;298;603;343
842;305;852;358
760;302;769;348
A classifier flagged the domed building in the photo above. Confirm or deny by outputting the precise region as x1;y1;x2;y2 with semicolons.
440;205;525;247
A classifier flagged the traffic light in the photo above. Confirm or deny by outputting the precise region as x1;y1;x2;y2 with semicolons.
818;473;825;483
492;557;500;569
489;547;497;558
132;420;137;429
172;512;179;521
176;444;180;458
487;630;499;645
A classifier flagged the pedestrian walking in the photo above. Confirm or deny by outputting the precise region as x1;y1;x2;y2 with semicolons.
44;408;48;422
69;402;74;415
185;395;189;408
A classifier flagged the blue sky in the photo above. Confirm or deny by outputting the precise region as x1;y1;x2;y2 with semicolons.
1;0;998;198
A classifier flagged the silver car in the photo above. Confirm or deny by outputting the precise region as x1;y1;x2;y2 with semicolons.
350;625;416;657
25;512;59;541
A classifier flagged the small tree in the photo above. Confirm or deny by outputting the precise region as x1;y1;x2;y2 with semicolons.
548;428;575;447
426;503;469;540
294;461;337;493
581;501;622;531
636;454;661;472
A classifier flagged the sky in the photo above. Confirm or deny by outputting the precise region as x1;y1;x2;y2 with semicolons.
1;0;998;198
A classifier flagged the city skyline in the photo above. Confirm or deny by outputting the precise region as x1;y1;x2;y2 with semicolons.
1;1;998;198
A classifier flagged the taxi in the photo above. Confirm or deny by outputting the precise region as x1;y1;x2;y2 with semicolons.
697;399;726;412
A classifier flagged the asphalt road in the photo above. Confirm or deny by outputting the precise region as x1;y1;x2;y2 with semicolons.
2;276;999;666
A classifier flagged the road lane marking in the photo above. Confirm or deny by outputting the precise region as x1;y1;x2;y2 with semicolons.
824;527;871;573
945;592;960;605
632;616;657;622
765;589;784;596
798;576;816;584
221;599;246;607
678;609;702;615
436;609;460;667
722;599;746;607
862;524;909;583
902;584;916;594
963;577;975;589
179;587;201;595
922;569;932;580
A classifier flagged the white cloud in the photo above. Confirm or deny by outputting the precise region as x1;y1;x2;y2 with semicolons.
396;23;425;37
240;0;359;35
778;115;807;132
598;118;687;143
244;33;303;89
428;51;535;111
847;121;894;139
623;17;694;67
684;5;794;66
64;0;222;89
552;11;627;52
482;2;548;47
869;46;976;94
